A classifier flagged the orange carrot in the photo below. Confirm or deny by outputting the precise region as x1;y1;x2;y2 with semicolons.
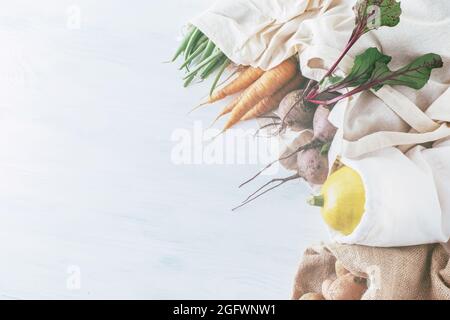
205;66;264;105
241;73;303;121
222;59;298;131
208;94;241;128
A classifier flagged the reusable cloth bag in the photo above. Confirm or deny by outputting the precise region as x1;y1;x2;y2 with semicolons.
292;243;450;300
191;0;450;246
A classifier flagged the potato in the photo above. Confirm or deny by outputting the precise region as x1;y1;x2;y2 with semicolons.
326;273;367;300
335;260;350;278
299;293;325;300
322;279;334;300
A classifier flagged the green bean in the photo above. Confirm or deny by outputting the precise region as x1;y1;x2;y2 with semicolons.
179;41;208;70
183;36;208;72
184;74;196;88
184;28;202;60
191;35;207;53
200;40;215;62
197;43;218;79
183;50;224;80
200;55;225;79
216;67;239;88
195;44;217;76
210;58;230;96
171;27;196;62
189;34;206;59
186;36;207;64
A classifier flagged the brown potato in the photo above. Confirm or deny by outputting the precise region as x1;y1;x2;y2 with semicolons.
322;279;334;300
335;260;350;278
327;273;367;300
299;293;325;300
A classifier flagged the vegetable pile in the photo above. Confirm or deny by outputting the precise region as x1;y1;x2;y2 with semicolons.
231;0;442;216
171;27;306;132
171;0;444;235
300;260;368;300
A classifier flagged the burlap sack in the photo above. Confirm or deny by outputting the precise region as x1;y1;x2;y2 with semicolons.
292;244;450;300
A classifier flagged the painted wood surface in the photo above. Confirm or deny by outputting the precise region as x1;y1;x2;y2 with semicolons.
0;0;327;299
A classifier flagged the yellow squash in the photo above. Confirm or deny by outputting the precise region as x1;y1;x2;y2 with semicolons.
308;166;366;236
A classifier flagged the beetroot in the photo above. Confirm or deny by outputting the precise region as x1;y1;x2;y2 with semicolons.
279;130;314;171
313;105;337;142
277;90;315;131
297;147;329;185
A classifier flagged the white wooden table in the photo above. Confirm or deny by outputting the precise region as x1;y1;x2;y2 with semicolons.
0;0;327;299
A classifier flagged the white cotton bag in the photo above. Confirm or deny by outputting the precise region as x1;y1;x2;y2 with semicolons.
190;0;332;70
330;146;450;247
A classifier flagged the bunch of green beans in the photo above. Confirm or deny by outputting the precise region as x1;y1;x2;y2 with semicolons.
171;26;230;94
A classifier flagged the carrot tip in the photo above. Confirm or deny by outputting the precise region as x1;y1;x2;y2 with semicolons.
210;129;226;142
187;100;211;115
206;122;216;130
187;106;200;115
208;114;222;129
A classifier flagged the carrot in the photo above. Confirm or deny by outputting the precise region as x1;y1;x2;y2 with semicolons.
204;66;264;105
188;67;244;115
209;94;241;128
241;73;303;121
222;59;298;131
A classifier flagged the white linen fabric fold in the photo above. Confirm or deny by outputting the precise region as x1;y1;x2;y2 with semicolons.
191;0;331;70
191;0;450;246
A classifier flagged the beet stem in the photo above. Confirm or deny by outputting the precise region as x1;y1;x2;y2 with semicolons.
323;30;361;79
239;139;323;189
254;122;280;138
233;174;300;211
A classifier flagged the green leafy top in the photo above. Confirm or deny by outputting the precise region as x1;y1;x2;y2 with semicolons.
316;0;402;85
309;48;443;106
319;48;392;92
342;47;391;86
370;53;443;91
